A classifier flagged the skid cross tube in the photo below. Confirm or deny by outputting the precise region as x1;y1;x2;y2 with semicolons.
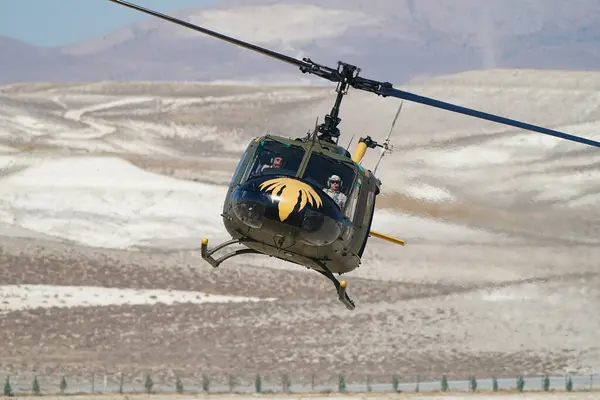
201;238;261;268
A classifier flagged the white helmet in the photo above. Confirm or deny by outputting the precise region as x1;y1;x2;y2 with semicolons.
327;174;342;188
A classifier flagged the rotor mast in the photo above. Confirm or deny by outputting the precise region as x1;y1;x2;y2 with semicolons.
314;62;359;144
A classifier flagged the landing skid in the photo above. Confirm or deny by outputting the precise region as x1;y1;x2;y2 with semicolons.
200;238;261;268
314;260;356;311
200;238;356;310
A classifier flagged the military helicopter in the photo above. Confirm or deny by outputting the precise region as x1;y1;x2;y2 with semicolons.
109;0;600;310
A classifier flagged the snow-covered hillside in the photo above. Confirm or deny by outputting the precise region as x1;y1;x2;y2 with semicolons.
1;69;599;387
0;69;598;255
0;156;227;249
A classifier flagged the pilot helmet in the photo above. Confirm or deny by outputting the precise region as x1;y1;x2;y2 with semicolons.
327;174;342;188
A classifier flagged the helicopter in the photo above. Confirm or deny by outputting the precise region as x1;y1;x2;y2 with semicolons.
108;0;600;310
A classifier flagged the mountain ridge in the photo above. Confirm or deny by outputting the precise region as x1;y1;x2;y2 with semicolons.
1;0;599;83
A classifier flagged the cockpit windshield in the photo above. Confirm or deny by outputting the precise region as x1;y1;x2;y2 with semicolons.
245;139;305;180
302;152;356;210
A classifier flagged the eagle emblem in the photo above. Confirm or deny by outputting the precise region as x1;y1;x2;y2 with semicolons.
259;177;322;221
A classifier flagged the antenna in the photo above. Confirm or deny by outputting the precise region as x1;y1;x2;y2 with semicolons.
312;117;319;143
346;134;355;150
373;101;402;175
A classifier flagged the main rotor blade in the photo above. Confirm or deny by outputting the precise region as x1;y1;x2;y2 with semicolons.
106;0;599;149
107;0;307;69
379;86;600;148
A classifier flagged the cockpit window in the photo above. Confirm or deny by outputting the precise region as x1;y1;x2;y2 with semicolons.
244;140;305;181
303;152;356;211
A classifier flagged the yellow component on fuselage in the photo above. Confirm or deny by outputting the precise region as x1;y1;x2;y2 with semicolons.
369;230;406;246
352;141;368;164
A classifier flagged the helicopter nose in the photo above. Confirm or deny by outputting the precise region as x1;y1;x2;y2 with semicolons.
230;177;344;246
297;208;343;246
231;194;266;229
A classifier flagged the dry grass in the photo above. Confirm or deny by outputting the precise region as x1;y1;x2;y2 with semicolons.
375;192;524;226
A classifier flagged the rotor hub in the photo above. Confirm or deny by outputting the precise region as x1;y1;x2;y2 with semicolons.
314;61;361;144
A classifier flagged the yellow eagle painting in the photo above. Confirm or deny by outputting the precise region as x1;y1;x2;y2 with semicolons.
259;177;323;222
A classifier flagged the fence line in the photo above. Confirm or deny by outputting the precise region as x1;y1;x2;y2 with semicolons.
3;373;599;395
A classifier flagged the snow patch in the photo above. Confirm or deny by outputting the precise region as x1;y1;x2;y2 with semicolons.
370;210;512;244
405;183;454;202
63;97;154;121
11;116;47;135
0;156;228;249
185;5;382;46
423;146;513;168
0;285;275;312
0;144;17;153
481;290;532;302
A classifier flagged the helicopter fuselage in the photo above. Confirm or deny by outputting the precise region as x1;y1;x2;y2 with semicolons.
220;134;381;275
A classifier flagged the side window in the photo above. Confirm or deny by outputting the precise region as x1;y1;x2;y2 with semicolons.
344;176;361;222
358;188;376;257
362;190;375;228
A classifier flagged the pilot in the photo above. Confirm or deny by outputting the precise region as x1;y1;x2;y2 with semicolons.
323;174;347;209
261;154;284;172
